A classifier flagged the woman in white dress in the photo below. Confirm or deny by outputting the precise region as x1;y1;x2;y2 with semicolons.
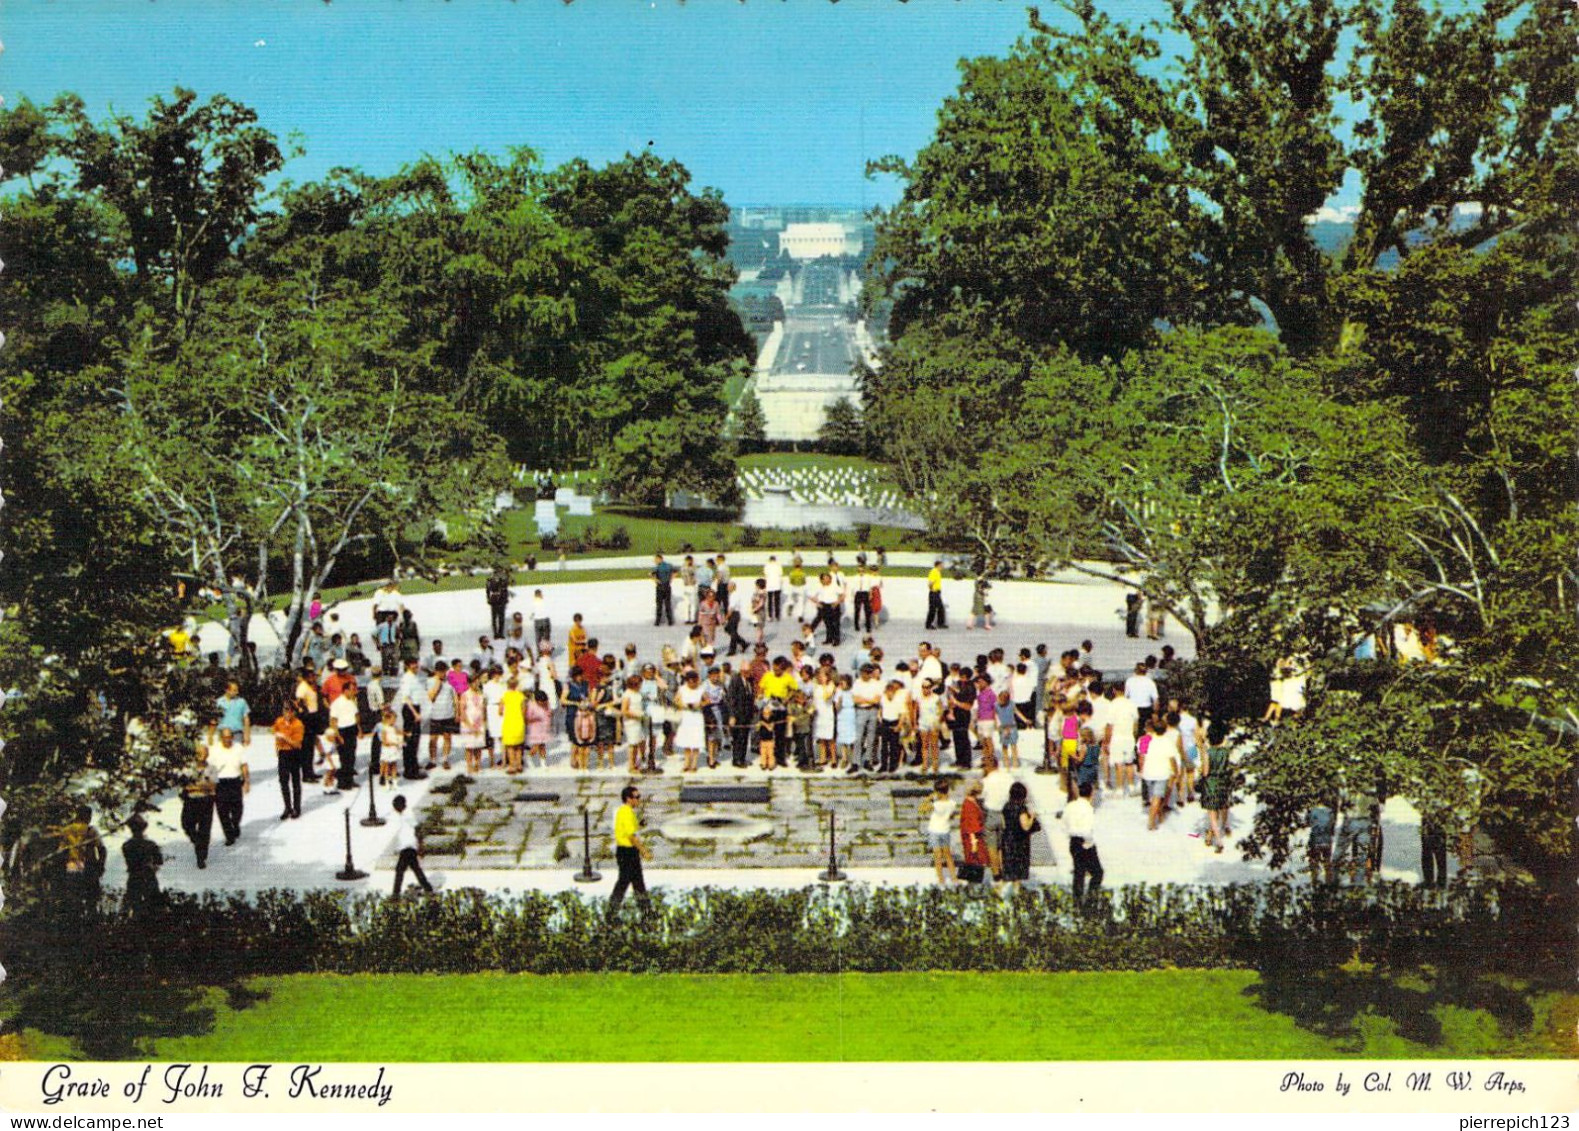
483;668;506;768
620;676;647;773
535;643;560;737
813;668;837;769
675;670;707;773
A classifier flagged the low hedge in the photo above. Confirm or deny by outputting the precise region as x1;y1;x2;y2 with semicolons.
5;879;1565;981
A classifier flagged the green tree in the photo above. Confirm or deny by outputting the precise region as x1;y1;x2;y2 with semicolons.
112;274;509;669
817;397;866;457
730;390;768;454
49;88;285;334
866;6;1221;359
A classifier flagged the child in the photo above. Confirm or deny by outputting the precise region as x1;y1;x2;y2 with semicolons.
525;689;552;769
786;690;814;771
757;700;779;771
563;671;590;771
1076;725;1102;805
1061;702;1087;801
997;690;1019;770
377;706;402;787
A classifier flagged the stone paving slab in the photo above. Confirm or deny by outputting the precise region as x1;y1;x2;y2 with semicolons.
395;771;1055;871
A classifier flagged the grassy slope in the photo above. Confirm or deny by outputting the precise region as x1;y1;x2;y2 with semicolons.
138;971;1578;1063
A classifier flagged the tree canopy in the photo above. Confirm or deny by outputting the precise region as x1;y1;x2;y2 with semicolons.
0;90;751;868
863;0;1578;885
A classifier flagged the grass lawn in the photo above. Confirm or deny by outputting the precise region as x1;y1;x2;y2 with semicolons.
106;971;1579;1062
498;504;919;562
737;452;891;477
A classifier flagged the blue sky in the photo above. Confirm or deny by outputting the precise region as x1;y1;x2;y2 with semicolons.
1;1;1360;212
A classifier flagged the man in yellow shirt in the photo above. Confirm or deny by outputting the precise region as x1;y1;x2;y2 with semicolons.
610;785;651;912
757;657;795;702
925;560;948;630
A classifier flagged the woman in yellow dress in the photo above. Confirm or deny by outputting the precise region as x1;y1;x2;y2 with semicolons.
500;677;527;774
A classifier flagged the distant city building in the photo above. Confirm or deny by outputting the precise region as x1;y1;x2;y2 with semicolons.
779;222;863;261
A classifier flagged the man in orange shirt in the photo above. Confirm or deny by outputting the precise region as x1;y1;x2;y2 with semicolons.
321;658;352;705
273;700;306;820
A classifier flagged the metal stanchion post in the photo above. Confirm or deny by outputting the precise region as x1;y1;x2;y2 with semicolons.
336;806;367;881
1035;731;1058;775
361;771;386;828
573;805;602;883
818;810;847;883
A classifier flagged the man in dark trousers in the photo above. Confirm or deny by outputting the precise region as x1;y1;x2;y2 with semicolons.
207;727;250;847
485;566;511;639
391;795;434;897
609;785;651;913
121;814;164;918
723;663;755;767
1065;782;1104;902
1124;592;1143;638
651;553;675;627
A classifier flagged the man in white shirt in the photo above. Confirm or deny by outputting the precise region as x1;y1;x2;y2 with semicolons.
852;664;885;772
472;636;497;672
763;555;784;621
986;649;1011;698
1141;720;1178;829
393;658;428;781
1124;663;1159;729
981;760;1015;880
1064;782;1103;900
207;727;250;847
1106;686;1137;795
852;563;877;634
1010;663;1038;721
1085;685;1114;787
391;794;433;896
815;574;843;646
372;580;404;627
917;643;945;687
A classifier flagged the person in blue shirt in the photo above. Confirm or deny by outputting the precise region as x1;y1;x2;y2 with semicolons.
216;682;251;746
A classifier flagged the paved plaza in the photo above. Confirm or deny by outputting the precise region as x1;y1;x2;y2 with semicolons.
102;564;1446;899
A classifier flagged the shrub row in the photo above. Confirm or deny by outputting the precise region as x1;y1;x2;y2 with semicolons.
5;879;1565;982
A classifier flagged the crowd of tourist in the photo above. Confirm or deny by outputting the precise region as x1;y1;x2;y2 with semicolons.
139;550;1467;903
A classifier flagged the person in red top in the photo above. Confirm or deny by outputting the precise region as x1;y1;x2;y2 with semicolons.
960;779;990;885
743;645;770;693
272;701;306;820
576;638;605;687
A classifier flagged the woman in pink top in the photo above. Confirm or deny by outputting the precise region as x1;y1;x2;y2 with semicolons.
459;682;488;775
524;690;553;768
973;674;998;764
697;589;721;645
446;661;470;698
